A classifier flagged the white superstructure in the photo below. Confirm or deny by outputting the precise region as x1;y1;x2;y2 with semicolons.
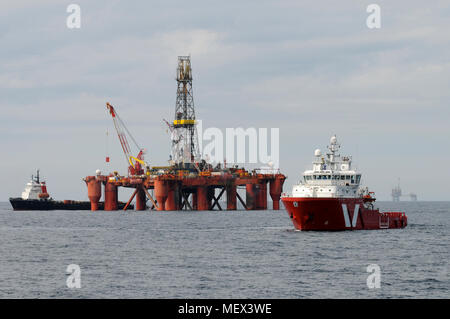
290;135;363;198
21;180;43;200
20;171;48;200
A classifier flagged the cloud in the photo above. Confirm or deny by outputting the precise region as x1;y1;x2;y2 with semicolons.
0;0;449;201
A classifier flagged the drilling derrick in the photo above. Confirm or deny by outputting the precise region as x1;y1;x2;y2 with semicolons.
171;56;200;168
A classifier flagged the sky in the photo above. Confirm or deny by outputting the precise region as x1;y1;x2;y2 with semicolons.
1;0;449;201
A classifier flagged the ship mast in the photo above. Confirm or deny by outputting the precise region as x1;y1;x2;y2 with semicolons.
327;135;340;169
34;169;40;183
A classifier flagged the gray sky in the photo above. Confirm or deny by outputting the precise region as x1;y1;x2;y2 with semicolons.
1;0;449;201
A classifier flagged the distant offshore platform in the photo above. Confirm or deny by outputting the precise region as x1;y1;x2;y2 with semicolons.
392;179;417;202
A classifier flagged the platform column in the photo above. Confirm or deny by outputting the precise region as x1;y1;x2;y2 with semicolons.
104;182;118;211
226;183;237;210
197;186;209;211
165;181;178;211
154;180;168;211
246;183;256;210
256;180;267;210
174;185;181;210
135;187;146;211
270;176;285;210
86;176;101;211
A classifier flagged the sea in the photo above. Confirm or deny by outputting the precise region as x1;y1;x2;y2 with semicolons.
0;201;448;299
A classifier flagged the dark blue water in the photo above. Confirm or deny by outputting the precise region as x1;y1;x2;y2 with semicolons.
0;201;448;298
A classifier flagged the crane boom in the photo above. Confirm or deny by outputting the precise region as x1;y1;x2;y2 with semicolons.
106;102;147;175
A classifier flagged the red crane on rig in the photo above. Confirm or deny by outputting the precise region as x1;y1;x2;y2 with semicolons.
106;102;147;176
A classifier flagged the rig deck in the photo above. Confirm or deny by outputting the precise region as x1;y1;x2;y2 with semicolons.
84;169;285;211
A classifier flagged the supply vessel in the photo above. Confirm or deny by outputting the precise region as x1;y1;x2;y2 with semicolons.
9;170;132;211
281;136;407;230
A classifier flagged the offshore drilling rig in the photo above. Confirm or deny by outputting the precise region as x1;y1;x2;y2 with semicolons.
391;179;417;202
84;56;286;211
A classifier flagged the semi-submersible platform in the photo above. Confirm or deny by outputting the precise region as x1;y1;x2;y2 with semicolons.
84;56;286;211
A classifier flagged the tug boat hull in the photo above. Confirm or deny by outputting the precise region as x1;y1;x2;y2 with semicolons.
282;197;407;231
9;198;133;211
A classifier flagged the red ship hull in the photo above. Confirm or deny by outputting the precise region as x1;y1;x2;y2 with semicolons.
282;197;407;231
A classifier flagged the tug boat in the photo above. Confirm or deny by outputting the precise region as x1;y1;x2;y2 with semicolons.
281;136;407;231
9;170;132;211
